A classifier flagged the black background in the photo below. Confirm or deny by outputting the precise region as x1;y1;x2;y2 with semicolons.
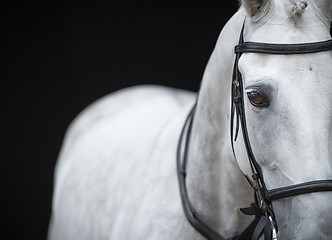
2;1;238;240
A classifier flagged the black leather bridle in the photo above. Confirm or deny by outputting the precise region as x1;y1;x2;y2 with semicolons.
177;20;332;240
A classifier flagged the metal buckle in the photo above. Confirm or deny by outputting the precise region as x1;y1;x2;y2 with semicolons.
269;216;278;240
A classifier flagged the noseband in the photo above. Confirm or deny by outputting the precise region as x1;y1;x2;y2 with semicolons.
177;20;332;240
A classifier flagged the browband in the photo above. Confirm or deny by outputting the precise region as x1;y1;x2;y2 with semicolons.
235;39;332;54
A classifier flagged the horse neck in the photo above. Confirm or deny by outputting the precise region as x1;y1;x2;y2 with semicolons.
185;10;253;236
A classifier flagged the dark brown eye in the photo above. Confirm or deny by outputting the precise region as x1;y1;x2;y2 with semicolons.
247;91;269;107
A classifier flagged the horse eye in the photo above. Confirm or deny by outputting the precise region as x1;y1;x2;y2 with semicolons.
247;91;269;107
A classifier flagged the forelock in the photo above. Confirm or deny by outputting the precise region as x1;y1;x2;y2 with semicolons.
287;1;308;23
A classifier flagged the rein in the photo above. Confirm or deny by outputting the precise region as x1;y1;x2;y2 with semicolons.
177;20;332;240
177;104;259;240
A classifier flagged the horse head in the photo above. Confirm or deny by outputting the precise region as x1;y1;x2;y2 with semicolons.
235;0;332;238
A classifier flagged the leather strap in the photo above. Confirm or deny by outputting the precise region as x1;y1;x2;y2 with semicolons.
177;105;226;240
235;39;332;55
251;216;272;240
177;105;258;240
265;180;332;201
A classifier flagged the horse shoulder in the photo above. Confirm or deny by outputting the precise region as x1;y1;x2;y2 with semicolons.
49;85;203;240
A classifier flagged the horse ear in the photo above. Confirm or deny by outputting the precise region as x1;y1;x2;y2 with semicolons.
241;0;271;19
315;0;332;20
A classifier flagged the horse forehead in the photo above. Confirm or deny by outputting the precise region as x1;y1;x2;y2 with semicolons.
240;53;332;120
246;2;330;44
240;52;332;89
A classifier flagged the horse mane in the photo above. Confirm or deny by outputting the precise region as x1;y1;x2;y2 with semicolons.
288;0;308;21
239;0;308;23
